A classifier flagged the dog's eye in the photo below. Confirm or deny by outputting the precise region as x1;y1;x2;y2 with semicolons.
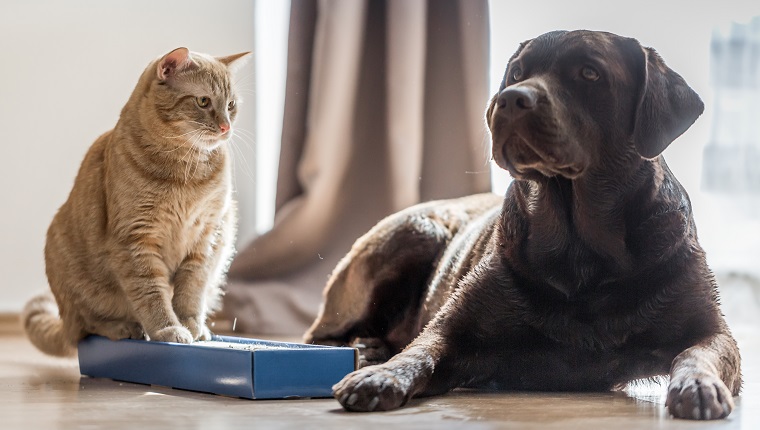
581;66;600;82
511;67;523;82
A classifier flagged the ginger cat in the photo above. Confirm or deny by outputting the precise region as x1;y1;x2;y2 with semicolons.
22;47;250;356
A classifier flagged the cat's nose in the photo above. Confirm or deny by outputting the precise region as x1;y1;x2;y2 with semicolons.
219;123;230;134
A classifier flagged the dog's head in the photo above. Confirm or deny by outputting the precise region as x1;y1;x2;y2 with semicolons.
487;30;704;180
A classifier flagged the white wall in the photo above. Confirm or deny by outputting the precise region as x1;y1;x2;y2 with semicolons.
488;0;760;276
4;1;758;313
0;0;255;312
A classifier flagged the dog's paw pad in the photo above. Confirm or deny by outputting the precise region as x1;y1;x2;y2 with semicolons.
667;373;734;420
367;397;380;411
333;365;409;412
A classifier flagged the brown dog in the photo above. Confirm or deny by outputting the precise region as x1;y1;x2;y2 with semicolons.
304;30;742;420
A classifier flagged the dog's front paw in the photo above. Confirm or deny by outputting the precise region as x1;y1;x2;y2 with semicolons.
152;326;193;344
333;365;411;412
667;372;734;420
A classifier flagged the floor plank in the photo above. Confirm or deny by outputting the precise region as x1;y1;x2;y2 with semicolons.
1;327;757;429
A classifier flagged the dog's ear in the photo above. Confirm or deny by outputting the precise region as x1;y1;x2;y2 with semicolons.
629;45;704;159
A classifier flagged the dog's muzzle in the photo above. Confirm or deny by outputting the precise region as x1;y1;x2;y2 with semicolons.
490;83;586;179
496;86;538;117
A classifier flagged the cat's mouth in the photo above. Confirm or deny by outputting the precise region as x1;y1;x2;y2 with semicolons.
186;129;231;151
195;136;229;151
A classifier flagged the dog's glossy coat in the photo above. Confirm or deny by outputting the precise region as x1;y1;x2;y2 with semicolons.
305;30;741;420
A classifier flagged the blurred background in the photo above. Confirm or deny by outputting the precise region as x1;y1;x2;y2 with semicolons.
1;1;758;333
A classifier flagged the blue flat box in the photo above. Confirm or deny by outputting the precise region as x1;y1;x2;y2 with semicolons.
78;335;357;399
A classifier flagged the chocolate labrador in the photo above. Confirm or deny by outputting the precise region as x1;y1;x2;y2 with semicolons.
304;30;742;420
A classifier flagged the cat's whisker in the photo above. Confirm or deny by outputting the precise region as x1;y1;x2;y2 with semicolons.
230;124;254;148
230;129;257;155
189;132;207;180
228;129;257;193
229;140;253;156
183;134;202;183
233;84;256;92
175;131;200;161
161;128;204;140
233;72;255;88
186;120;213;129
228;138;256;185
160;130;201;154
228;144;243;192
232;127;256;140
229;130;257;153
234;90;257;98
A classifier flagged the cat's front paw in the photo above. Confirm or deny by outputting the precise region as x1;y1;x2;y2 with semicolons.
152;326;193;344
197;325;212;341
180;317;212;341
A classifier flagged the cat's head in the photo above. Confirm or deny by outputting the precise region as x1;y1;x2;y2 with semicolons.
142;47;251;151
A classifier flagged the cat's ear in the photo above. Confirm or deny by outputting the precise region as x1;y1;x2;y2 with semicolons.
217;52;252;74
157;47;194;82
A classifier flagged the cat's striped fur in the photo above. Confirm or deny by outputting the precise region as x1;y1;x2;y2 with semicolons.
23;48;249;356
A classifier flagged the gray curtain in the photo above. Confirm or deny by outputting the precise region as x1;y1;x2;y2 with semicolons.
221;0;492;335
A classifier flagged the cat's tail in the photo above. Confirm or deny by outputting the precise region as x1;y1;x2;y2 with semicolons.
21;294;76;357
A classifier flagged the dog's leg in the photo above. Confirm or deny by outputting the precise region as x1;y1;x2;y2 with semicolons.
333;259;508;411
333;338;445;411
667;327;741;420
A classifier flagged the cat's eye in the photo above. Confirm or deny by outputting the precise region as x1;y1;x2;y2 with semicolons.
581;66;600;82
228;100;236;111
196;96;211;108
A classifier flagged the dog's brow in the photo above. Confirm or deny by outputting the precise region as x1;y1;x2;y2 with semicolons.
516;44;555;70
562;46;607;63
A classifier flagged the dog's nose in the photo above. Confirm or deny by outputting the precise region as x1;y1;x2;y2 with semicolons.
496;87;538;114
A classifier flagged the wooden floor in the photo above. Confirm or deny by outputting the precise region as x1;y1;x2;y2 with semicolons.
1;323;758;430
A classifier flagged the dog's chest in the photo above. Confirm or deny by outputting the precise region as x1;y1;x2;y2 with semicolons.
522;234;619;300
507;209;625;299
512;264;690;354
